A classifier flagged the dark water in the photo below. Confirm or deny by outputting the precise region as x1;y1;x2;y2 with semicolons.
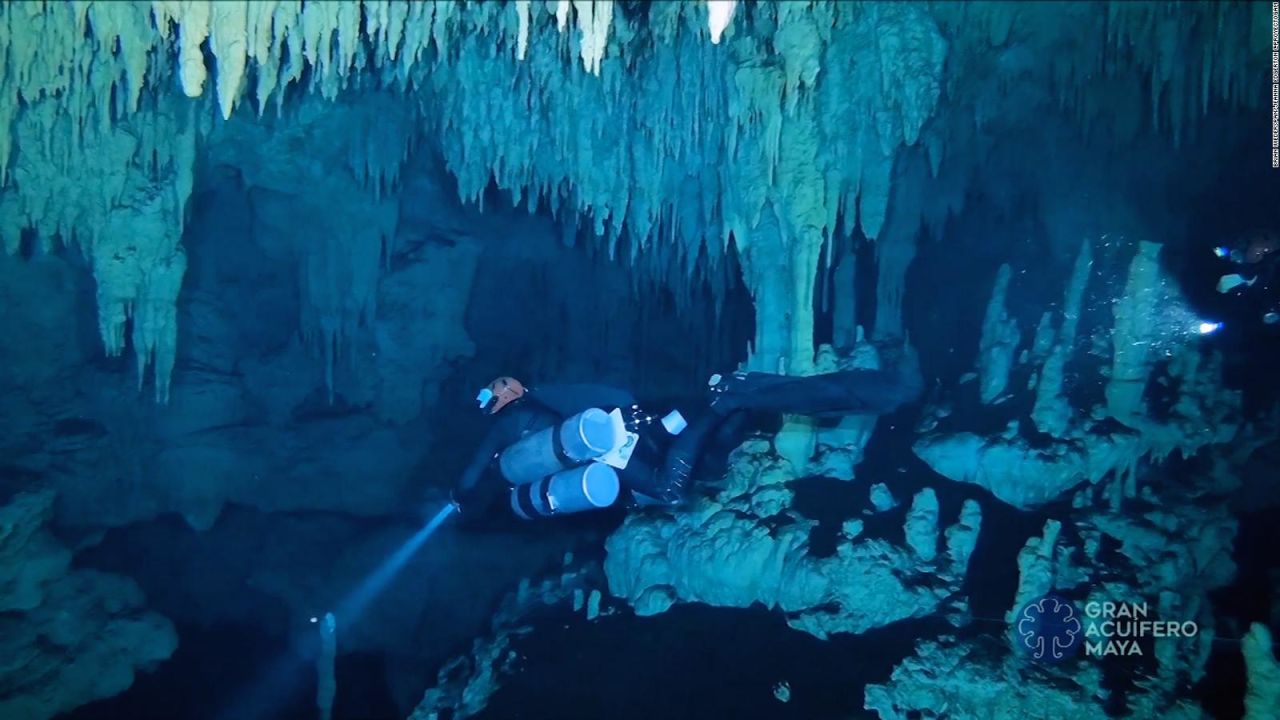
66;624;319;720
65;622;401;720
477;605;945;720
61;599;938;720
61;361;1280;720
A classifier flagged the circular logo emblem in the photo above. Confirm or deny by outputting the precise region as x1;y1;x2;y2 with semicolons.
1015;595;1082;661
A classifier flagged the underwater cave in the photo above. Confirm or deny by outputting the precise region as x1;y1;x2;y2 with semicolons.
2;2;1280;719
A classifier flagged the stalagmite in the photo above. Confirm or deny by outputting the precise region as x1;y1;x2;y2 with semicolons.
1243;624;1280;720
944;500;982;576
0;492;178;719
977;264;1020;404
605;443;971;639
316;613;337;720
409;562;602;720
809;335;881;480
1033;238;1093;436
1031;311;1055;359
1106;241;1163;422
1004;520;1062;630
903;489;940;562
869;483;896;512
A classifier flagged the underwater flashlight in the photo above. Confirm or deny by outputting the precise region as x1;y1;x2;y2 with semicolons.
1197;321;1223;335
1213;246;1230;258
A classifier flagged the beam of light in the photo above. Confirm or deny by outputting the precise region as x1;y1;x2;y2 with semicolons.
217;504;457;720
334;503;456;623
1198;321;1223;335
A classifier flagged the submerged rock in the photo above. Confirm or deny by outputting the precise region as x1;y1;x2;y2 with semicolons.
0;491;177;720
605;443;974;639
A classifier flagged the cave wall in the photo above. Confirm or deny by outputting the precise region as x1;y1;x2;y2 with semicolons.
0;76;749;718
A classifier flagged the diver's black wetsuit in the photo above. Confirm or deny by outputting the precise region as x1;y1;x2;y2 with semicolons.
657;366;925;494
454;365;924;516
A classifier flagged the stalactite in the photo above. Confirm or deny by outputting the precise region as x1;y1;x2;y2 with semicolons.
0;92;195;403
706;0;737;44
0;0;1266;405
871;150;929;340
830;242;858;353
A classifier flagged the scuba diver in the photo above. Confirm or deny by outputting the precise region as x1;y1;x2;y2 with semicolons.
450;358;924;521
1216;230;1280;324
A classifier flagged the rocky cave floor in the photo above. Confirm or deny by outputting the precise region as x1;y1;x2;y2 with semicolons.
60;402;1280;720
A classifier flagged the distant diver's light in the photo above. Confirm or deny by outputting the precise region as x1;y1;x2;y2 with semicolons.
1198;321;1223;335
1213;246;1230;258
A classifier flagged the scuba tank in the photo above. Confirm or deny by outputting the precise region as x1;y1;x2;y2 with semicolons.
510;463;621;519
498;408;617;486
497;405;688;519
